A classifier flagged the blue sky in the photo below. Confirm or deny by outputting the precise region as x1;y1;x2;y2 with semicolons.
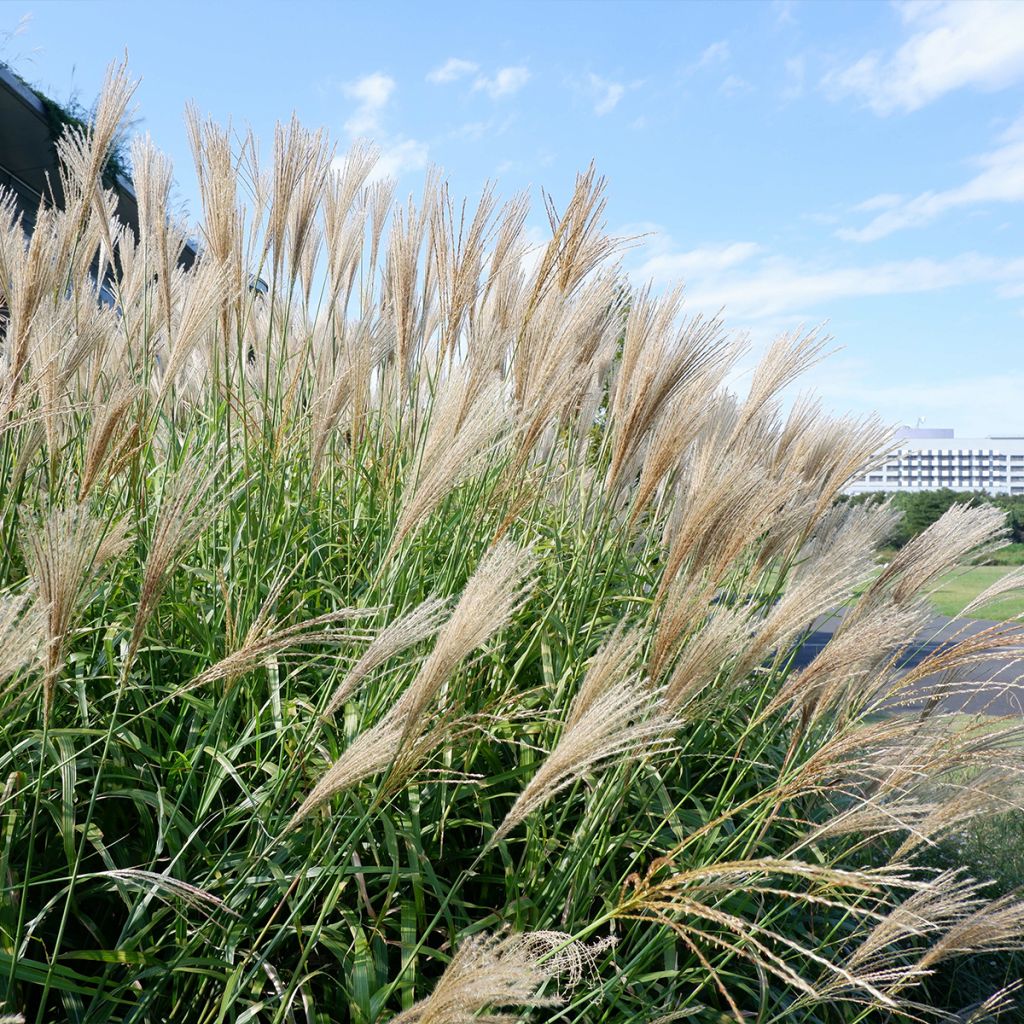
4;0;1024;435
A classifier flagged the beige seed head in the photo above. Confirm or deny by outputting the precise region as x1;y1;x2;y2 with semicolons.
22;505;130;721
383;927;606;1024
490;671;672;848
322;596;451;719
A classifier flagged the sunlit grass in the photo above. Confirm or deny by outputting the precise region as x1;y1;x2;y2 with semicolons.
2;60;1024;1024
929;564;1024;619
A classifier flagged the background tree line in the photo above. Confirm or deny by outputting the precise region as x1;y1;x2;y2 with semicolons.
843;488;1024;551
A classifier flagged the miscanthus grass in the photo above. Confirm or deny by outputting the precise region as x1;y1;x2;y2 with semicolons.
2;61;1024;1023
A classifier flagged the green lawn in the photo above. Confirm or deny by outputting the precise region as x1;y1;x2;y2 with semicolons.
977;541;1024;566
928;564;1024;619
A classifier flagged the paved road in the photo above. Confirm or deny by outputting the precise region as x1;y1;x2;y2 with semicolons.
791;611;1024;716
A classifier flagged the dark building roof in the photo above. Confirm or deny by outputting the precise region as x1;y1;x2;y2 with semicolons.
0;63;197;268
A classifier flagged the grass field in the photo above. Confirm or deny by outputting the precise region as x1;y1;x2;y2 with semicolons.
977;542;1024;566
928;564;1024;619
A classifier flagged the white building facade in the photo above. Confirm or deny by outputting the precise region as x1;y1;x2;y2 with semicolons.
846;429;1024;496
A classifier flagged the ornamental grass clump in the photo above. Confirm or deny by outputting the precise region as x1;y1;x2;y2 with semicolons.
4;61;1024;1023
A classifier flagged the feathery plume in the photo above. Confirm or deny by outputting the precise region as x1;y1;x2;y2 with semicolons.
78;383;140;501
308;316;388;484
432;183;497;365
490;669;671;847
626;382;722;528
383;927;606;1024
22;506;130;720
322;596;451;719
284;704;451;830
287;542;534;829
130;134;190;339
323;143;376;307
395;540;536;727
728;329;832;446
98;868;239;918
659;604;753;714
616;856;909;1013
526;164;618;311
865;503;1007;610
511;274;623;471
192;607;376;690
155;256;230;401
387;369;512;558
383;180;439;401
126;453;229;673
565;625;646;729
606;289;730;490
0;593;44;701
961;564;1024;618
51;59;137;273
918;894;1024;971
845;870;985;979
185;105;242;288
764;596;929;726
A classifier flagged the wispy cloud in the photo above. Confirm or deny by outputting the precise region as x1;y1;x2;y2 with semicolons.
840;115;1024;240
825;0;1024;115
625;229;1024;432
449;114;517;142
719;74;752;97
691;40;730;73
631;234;762;286
626;228;1024;320
772;0;797;26
427;58;479;84
369;139;429;183
685;252;1024;320
342;72;396;135
338;72;428;181
451;120;490;141
586;73;626;115
852;192;905;213
473;66;531;99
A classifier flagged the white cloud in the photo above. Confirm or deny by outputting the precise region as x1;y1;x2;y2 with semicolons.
772;0;797;26
719;74;752;97
330;137;429;185
626;228;1024;320
826;0;1024;115
632;237;762;286
343;72;396;135
587;73;626;115
684;253;1024;320
852;192;905;213
427;58;479;84
368;139;429;183
450;114;516;142
473;66;531;99
840;116;1024;240
625;228;1024;433
452;120;491;141
692;40;730;72
337;73;428;181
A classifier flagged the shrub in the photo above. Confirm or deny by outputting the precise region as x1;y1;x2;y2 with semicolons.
2;62;1024;1024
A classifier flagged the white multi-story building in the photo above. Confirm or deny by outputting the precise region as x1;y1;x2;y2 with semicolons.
846;429;1024;496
